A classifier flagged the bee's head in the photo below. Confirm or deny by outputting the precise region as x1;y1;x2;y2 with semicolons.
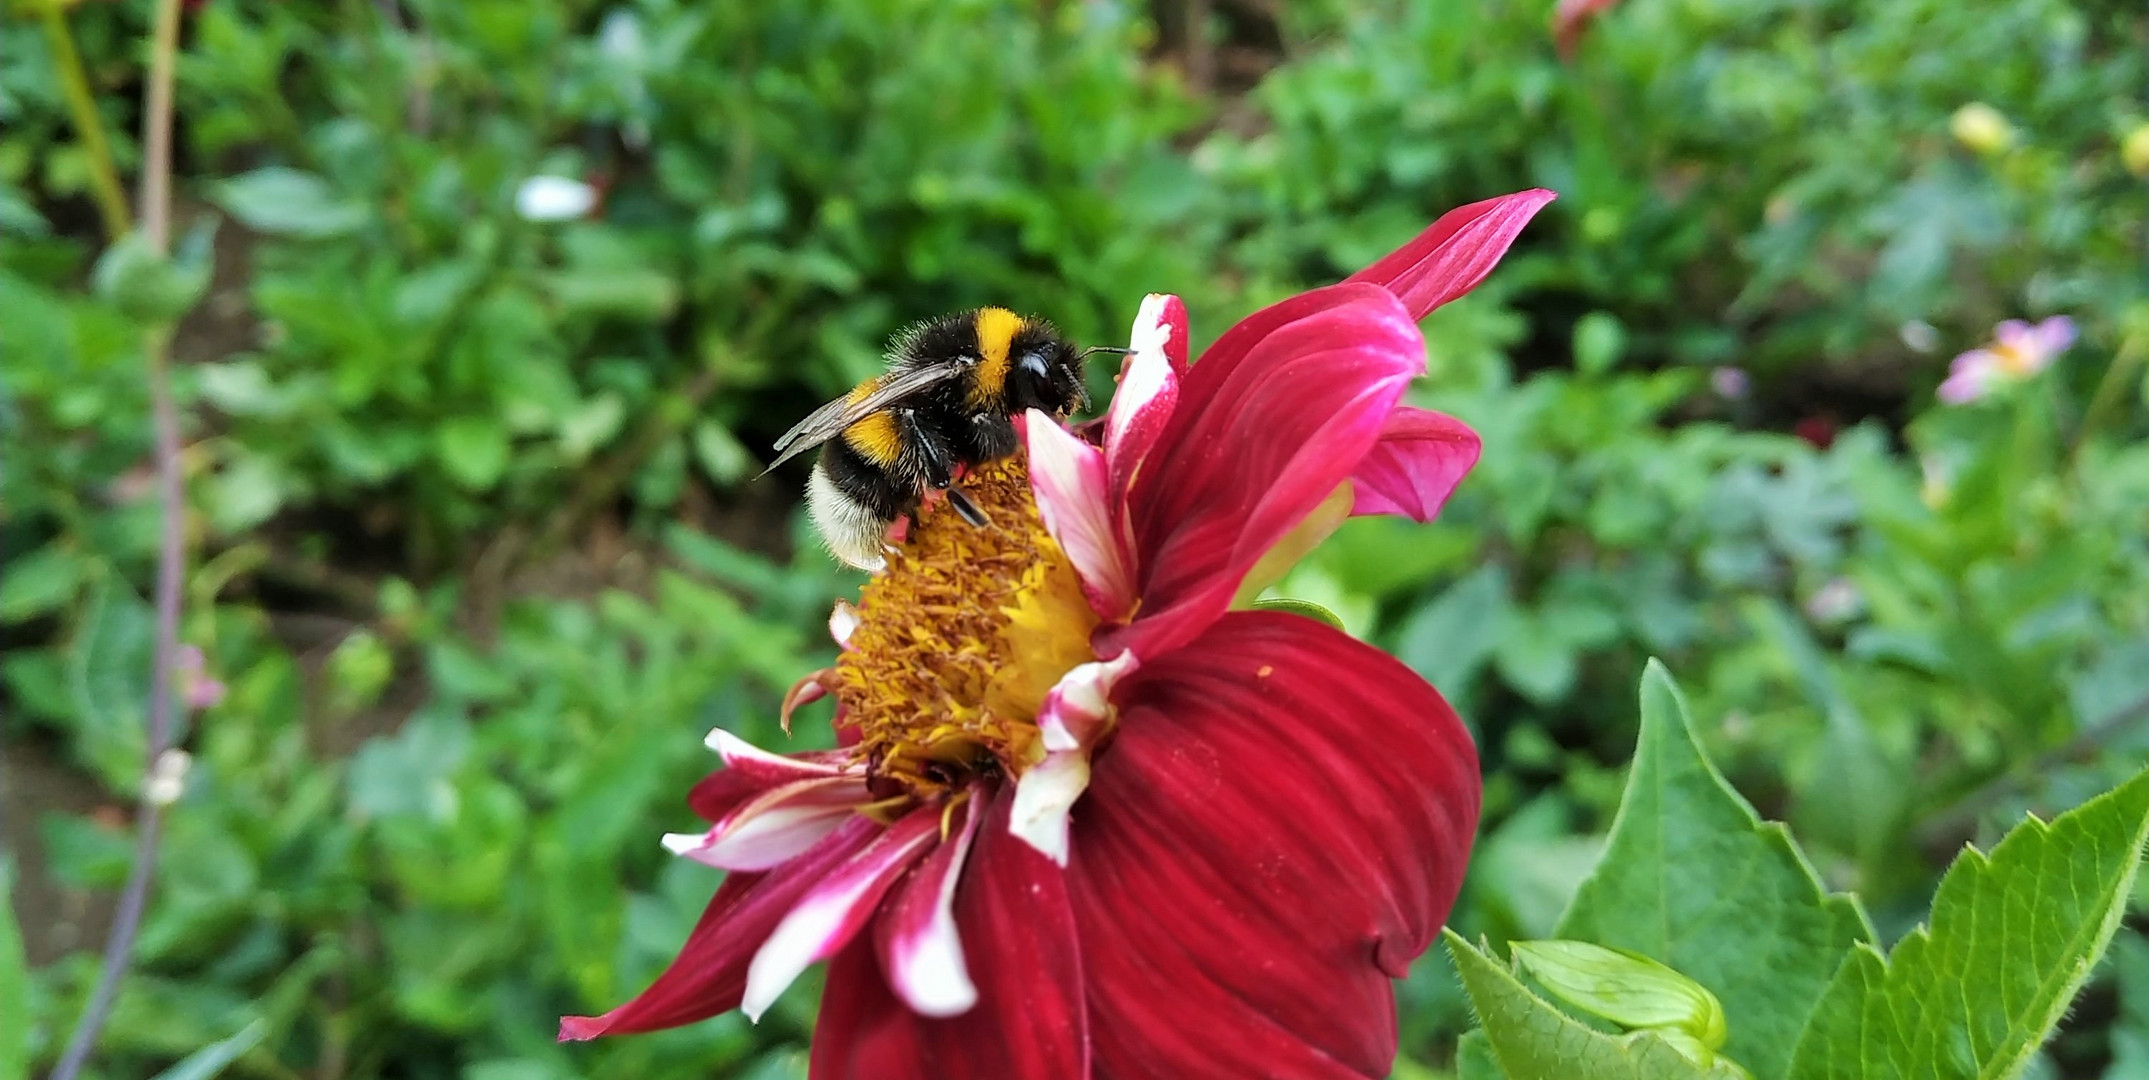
1005;326;1089;418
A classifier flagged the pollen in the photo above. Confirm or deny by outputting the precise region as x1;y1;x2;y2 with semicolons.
834;455;1099;797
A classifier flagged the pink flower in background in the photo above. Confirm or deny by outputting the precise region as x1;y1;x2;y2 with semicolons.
562;191;1555;1079
1937;316;2075;404
1711;366;1750;400
174;645;226;711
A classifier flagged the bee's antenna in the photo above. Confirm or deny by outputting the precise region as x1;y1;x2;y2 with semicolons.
1075;346;1133;362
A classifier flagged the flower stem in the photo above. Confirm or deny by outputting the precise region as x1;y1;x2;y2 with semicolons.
48;0;188;1077
2071;323;2144;462
40;5;132;242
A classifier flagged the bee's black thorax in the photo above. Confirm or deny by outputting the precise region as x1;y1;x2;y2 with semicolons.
803;307;1091;568
883;308;1084;471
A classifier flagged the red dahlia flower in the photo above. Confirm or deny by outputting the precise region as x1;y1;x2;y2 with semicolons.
561;189;1556;1079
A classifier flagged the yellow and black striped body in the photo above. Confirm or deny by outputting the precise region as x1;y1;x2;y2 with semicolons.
806;307;1085;570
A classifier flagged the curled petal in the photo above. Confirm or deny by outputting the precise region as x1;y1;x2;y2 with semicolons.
1348;406;1482;521
1344;190;1556;320
667;776;874;871
1072;611;1480;1078
1008;751;1091;868
781;669;833;735
813;795;1087;1080
1038;651;1140;752
1110;283;1422;660
1026;410;1138;621
742;807;943;1021
830;600;861;649
707;727;849;781
560;818;878;1041
1105;300;1184;518
687;733;856;825
874;790;987;1017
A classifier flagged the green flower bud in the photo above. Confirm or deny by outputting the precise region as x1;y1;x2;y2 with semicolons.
1511;940;1728;1049
2123;123;2149;179
1950;103;2015;155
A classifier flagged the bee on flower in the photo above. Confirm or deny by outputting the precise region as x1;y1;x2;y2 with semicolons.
1936;316;2075;405
559;191;1555;1079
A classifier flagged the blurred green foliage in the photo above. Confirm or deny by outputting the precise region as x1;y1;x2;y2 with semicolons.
3;0;2147;1077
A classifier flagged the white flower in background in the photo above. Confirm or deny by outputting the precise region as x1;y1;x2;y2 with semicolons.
1938;316;2075;404
515;175;597;222
1804;577;1864;626
1898;319;1939;354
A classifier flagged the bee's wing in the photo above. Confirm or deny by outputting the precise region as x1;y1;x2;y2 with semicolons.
761;363;967;475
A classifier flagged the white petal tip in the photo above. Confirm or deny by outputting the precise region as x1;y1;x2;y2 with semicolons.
660;832;704;856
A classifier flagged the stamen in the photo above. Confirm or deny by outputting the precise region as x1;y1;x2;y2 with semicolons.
832;456;1100;799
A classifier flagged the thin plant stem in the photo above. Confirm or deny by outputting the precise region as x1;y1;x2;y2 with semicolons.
48;0;188;1076
40;6;132;242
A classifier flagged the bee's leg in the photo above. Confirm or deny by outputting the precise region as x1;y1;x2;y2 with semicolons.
945;486;990;529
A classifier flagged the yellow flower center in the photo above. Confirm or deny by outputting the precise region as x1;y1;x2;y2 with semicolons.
834;455;1100;797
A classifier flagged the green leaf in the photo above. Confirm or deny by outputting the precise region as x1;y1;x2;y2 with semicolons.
1445;930;1716;1080
435;416;511;490
1556;661;1873;1080
211;168;368;237
1786;769;2149;1080
1573;311;1628;376
0;862;28;1080
0;544;87;622
91;225;214;324
147;1020;267;1080
1397;566;1510;694
1457;1031;1508;1080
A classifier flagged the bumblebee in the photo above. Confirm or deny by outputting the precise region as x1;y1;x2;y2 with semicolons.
764;307;1116;571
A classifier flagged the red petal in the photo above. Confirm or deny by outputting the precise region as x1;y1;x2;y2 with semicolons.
559;817;879;1040
1348;406;1482;521
1070;611;1479;1079
812;792;1088;1080
1108;283;1420;660
1344;190;1556;320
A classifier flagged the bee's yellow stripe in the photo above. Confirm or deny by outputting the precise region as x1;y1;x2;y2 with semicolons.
843;411;904;466
968;307;1025;408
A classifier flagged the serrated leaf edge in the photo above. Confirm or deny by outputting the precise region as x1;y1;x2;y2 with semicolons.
1786;770;2149;1080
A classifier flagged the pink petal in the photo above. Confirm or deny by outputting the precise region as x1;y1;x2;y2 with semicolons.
874;790;986;1017
813;794;1087;1080
1107;283;1422;660
1344;190;1556;320
559;818;878;1041
1103;297;1185;516
1026;410;1138;620
741;806;943;1021
666;776;874;871
1348;406;1483;521
1070;610;1480;1078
